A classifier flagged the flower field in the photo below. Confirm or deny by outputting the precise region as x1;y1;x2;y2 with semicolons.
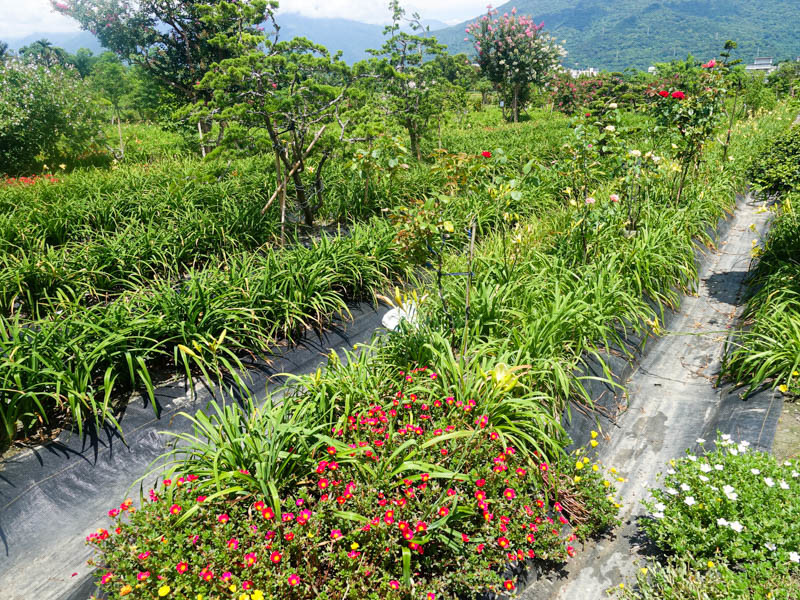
2;3;800;598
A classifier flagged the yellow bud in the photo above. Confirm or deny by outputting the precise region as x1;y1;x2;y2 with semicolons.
591;431;598;439
640;567;648;575
590;440;598;447
351;542;359;550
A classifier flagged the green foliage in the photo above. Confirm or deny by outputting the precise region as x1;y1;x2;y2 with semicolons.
747;125;800;197
52;0;272;104
0;59;102;175
721;196;800;396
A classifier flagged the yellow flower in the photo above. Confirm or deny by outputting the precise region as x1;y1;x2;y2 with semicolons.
619;583;625;589
252;592;264;600
197;596;204;600
229;584;237;592
707;561;715;569
574;476;582;483
583;456;590;464
792;371;799;377
640;567;648;575
610;467;617;474
779;384;789;394
590;440;598;447
240;595;250;600
350;542;359;550
575;461;584;470
121;585;133;596
592;465;599;472
158;585;171;597
59;163;67;170
603;480;611;488
591;431;598;439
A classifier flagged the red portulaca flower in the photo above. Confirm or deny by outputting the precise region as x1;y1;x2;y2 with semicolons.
100;572;113;585
270;551;282;564
504;580;515;591
176;562;188;574
169;504;181;515
671;90;685;99
481;151;492;158
389;580;400;590
288;573;300;586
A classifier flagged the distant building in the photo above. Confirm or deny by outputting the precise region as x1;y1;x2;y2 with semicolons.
746;57;777;74
569;67;599;78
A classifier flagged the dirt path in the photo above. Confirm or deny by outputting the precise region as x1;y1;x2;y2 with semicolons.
523;194;782;599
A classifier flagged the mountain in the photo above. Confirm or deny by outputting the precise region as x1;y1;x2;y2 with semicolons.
275;13;448;63
430;0;800;71
6;31;105;55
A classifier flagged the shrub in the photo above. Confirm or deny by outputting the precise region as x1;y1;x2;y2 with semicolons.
86;366;619;598
0;59;101;175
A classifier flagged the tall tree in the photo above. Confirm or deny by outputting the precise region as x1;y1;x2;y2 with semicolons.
51;1;271;105
366;1;449;160
19;39;70;68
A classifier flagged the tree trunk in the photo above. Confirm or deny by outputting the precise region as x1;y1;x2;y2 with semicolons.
407;122;421;162
512;85;520;123
115;107;125;159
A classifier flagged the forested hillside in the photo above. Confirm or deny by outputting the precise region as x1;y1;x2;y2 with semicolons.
434;0;800;70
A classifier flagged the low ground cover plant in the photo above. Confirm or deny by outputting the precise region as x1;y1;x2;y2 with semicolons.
86;366;619;598
621;435;800;599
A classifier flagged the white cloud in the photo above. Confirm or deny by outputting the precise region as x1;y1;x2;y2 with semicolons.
277;0;490;26
0;0;492;41
0;0;81;39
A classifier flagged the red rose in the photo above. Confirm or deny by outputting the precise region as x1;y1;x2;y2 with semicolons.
481;151;492;158
671;91;685;100
658;90;669;98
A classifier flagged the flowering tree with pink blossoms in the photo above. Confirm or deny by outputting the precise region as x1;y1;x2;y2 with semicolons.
467;6;563;122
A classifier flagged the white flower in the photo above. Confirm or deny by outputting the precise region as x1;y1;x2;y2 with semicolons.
699;475;709;482
780;480;790;490
717;518;728;527
604;125;616;132
729;521;744;533
666;487;679;495
688;455;697;462
726;491;739;501
608;102;618;109
653;512;665;519
737;444;748;454
729;448;739;456
740;440;750;447
684;496;696;506
751;469;761;475
721;434;732;442
714;464;724;471
680;483;691;492
667;468;676;475
696;438;706;444
654;502;666;512
790;552;800;563
784;461;791;467
765;542;777;551
723;485;735;494
629;149;642;158
700;464;712;473
792;471;799;478
765;477;775;487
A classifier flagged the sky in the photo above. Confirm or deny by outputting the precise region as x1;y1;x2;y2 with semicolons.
0;0;491;39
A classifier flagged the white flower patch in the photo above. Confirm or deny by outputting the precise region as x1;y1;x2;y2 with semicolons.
699;475;710;482
652;512;664;519
687;455;697;462
696;438;706;444
714;464;724;471
729;448;739;456
790;552;800;563
680;483;691;492
765;477;775;488
666;487;679;495
654;502;666;512
666;468;676;475
765;542;777;551
717;518;728;526
684;496;696;506
780;480;790;490
751;468;761;475
729;521;744;533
